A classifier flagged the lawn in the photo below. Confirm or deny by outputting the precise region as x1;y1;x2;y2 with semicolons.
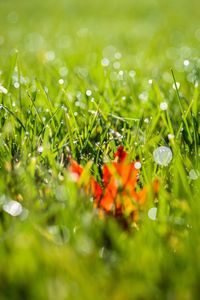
0;0;200;299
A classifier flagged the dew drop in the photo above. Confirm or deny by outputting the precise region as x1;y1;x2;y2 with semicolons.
101;58;110;67
160;102;168;110
139;92;148;102
14;82;20;89
113;61;120;69
37;146;44;153
153;146;172;166
148;79;153;85
86;89;92;97
58;78;64;85
114;52;122;60
59;66;68;77
168;133;175;140
183;60;190;66
3;200;23;217
189;169;199;180
45;51;55;62
129;70;136;78
134;161;142;169
148;207;157;220
0;85;8;94
173;82;180;90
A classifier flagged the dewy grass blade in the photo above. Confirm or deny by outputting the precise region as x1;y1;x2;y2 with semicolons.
171;69;184;115
26;90;44;125
171;70;193;144
1;104;26;131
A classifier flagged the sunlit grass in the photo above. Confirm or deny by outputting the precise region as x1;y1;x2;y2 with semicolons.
0;0;200;299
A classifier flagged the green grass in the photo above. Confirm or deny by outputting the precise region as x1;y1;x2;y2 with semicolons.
0;0;200;299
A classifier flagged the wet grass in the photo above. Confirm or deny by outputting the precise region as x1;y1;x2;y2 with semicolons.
0;0;200;299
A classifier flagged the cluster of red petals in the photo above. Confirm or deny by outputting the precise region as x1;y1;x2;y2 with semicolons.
69;146;152;222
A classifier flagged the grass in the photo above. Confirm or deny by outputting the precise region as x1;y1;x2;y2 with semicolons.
0;0;200;299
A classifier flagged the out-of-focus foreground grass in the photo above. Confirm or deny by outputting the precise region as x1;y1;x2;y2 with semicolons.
0;0;200;299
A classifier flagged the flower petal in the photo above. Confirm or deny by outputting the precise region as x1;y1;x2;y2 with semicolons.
114;146;127;162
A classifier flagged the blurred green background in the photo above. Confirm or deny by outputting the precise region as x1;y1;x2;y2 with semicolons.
1;0;200;72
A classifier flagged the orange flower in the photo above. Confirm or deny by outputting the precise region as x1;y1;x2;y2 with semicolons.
69;147;158;223
94;147;147;222
69;159;102;201
69;160;84;181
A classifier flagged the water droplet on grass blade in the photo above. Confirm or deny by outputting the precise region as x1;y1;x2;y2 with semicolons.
160;102;168;111
114;52;122;60
183;60;190;66
59;66;68;77
148;207;157;220
129;70;136;78
113;61;120;69
58;78;64;85
0;85;8;94
45;50;55;62
118;70;124;80
153;146;172;166
168;133;175;140
86;89;92;97
134;162;141;169
37;146;44;153
189;169;199;180
173;82;180;90
148;79;153;85
139;92;148;102
14;82;20;89
101;57;110;67
3;200;23;217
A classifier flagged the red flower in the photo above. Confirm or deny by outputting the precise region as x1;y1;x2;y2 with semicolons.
69;160;84;181
114;145;127;162
69;147;158;223
94;149;146;221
